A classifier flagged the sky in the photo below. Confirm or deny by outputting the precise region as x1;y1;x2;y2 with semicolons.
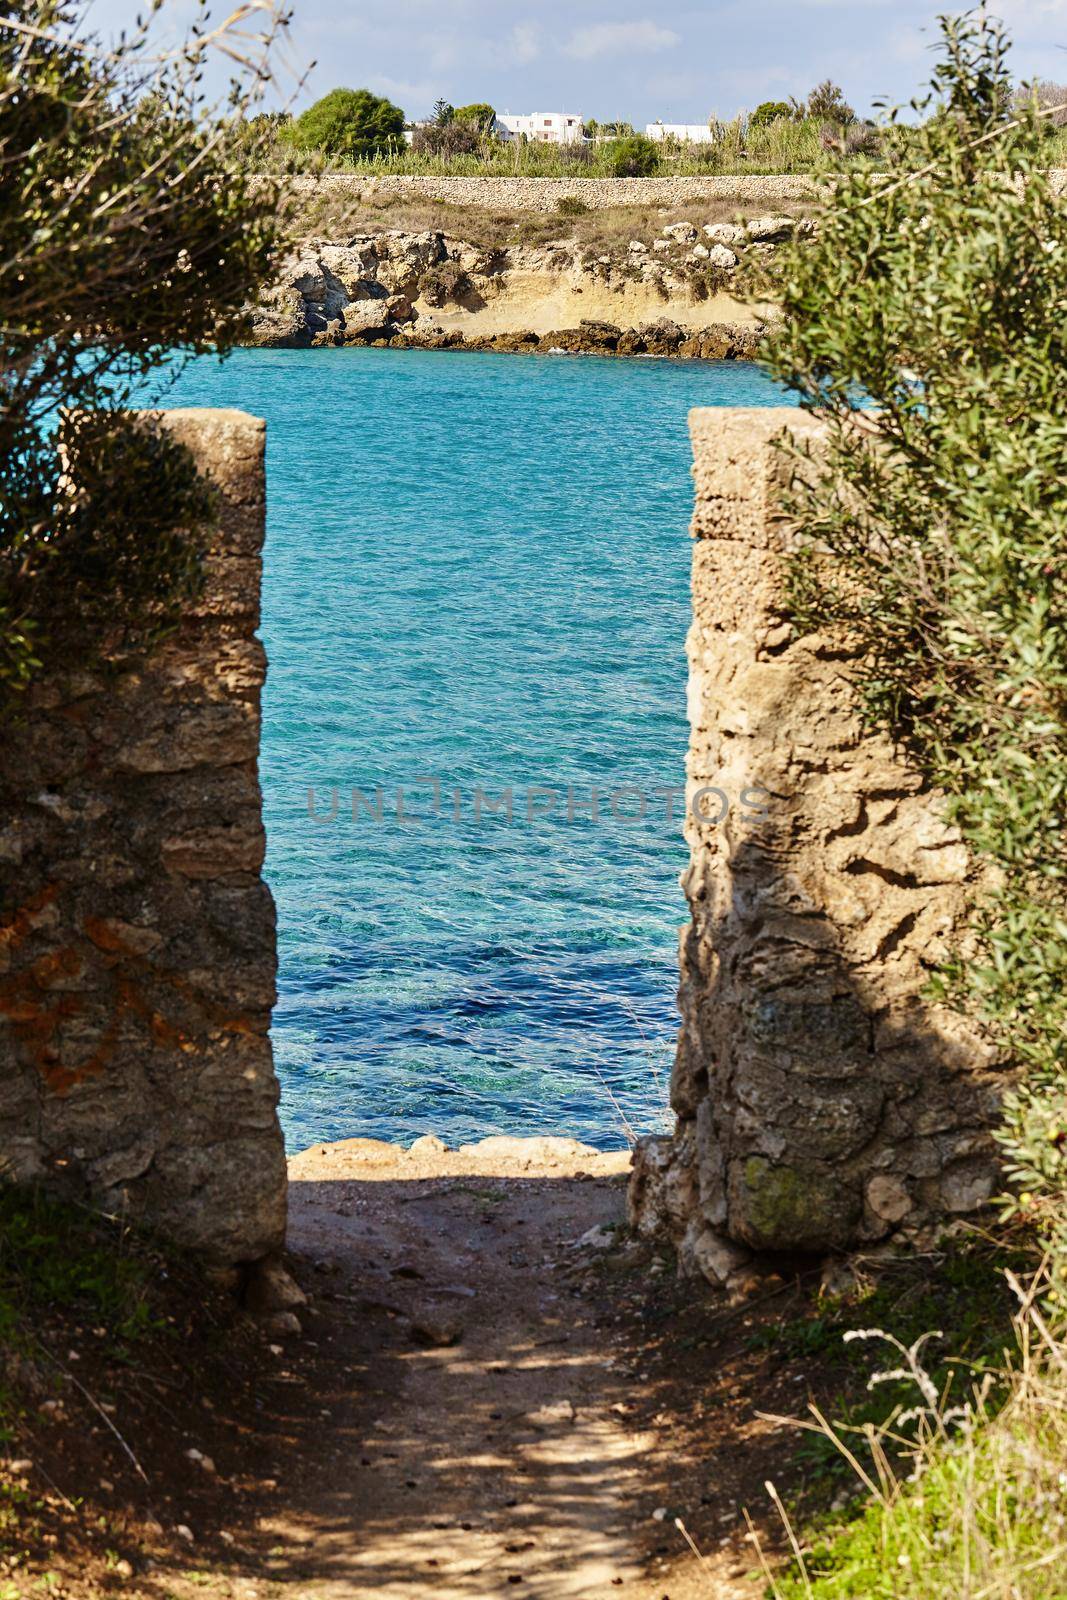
88;1;1067;126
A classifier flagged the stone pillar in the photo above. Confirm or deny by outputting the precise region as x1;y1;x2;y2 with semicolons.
630;408;1007;1282
0;409;286;1265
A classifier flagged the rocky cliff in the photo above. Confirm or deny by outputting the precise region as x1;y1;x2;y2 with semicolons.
250;213;810;359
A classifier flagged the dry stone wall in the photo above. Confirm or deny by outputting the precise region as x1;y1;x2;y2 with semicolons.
293;170;1067;215
0;410;286;1266
629;409;1011;1284
291;173;824;213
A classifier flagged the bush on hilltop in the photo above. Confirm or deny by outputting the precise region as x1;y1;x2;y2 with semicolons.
285;86;405;160
750;100;795;126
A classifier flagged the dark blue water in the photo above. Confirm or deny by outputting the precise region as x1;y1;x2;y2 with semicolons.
159;346;786;1151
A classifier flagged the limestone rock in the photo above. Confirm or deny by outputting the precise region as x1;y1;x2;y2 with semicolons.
260;1311;302;1339
628;1135;675;1238
411;1317;462;1348
703;223;746;244
646;410;1006;1269
705;244;739;270
245;1257;308;1314
0;411;287;1268
460;1134;600;1168
341;299;392;338
408;1133;448;1157
865;1174;912;1224
745;214;797;241
677;1221;751;1287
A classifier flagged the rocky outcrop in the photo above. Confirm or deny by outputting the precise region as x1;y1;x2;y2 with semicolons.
249;219;806;358
629;409;1010;1287
0;410;287;1267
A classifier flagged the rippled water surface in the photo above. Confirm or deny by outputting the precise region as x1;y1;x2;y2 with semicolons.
160;347;788;1151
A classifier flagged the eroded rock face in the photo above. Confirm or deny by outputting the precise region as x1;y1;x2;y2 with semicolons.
248;222;794;356
0;411;287;1267
629;409;1010;1278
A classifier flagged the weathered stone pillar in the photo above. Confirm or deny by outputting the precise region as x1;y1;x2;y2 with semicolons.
0;410;286;1265
630;408;1008;1283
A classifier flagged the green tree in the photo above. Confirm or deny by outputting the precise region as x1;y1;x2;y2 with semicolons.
432;97;454;127
285;87;405;160
750;100;793;126
756;11;1067;1282
0;0;286;691
605;133;660;176
585;118;635;138
453;102;495;129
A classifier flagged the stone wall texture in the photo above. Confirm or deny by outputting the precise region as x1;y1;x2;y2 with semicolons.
293;170;1067;216
293;174;824;213
0;410;287;1266
629;409;1011;1284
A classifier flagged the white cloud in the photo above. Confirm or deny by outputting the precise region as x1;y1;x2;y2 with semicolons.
509;22;541;64
562;21;680;60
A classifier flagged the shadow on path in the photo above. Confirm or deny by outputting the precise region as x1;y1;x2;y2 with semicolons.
235;1138;765;1599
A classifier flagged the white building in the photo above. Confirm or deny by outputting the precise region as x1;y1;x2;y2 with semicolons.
496;112;584;144
645;121;717;144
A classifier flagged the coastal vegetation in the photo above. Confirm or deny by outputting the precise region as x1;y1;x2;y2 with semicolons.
247;74;1067;176
1;0;1065;1593
0;0;288;695
750;10;1067;1593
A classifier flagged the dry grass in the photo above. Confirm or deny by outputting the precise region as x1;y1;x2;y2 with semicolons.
291;189;821;252
753;1267;1067;1600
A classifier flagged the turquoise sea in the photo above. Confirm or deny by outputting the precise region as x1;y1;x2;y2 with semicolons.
159;347;786;1151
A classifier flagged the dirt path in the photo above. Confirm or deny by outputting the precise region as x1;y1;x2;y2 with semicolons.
238;1134;764;1600
13;1132;810;1598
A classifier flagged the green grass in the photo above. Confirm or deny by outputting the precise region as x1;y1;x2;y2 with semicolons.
767;1352;1067;1599
254;116;836;178
0;1184;164;1347
746;1243;1067;1600
749;1237;1021;1498
257;120;1067;181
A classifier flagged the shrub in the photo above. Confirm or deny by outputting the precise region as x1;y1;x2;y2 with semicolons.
556;195;591;216
285;86;405;160
819;120;882;158
605;133;660;176
584;118;635;138
742;115;827;172
1013;80;1067;130
558;138;594;168
410;119;486;158
750;100;794;127
418;260;471;307
453;102;495;129
0;0;286;693
806;79;855;125
756;11;1067;1282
